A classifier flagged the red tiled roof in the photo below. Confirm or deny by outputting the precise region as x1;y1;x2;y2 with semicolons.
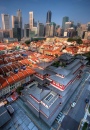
5;65;13;71
15;56;24;61
0;76;9;90
9;72;20;83
16;71;25;80
20;59;31;65
0;47;6;50
4;69;33;86
0;66;9;74
6;73;15;85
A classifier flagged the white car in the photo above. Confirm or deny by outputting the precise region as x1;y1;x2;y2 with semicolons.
71;102;76;108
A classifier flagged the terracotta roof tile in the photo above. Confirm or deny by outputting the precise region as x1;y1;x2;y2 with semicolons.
0;76;9;90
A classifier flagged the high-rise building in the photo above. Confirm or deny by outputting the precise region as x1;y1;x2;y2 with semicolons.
17;9;22;29
24;24;29;38
45;23;50;37
32;27;37;35
29;11;37;37
46;11;52;23
87;22;90;31
55;26;63;37
37;22;44;37
84;31;90;39
34;21;37;27
12;16;19;28
77;24;87;38
1;14;10;30
12;28;21;41
65;22;73;30
0;30;3;41
45;22;56;37
29;12;34;30
62;16;69;30
49;22;56;37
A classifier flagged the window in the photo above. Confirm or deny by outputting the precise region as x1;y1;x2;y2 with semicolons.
45;94;53;102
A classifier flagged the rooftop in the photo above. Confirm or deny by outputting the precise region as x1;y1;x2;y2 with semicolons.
54;67;71;77
49;73;75;87
0;106;11;127
22;85;50;101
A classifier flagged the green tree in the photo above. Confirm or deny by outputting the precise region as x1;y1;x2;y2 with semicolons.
83;52;90;62
76;38;83;44
16;86;24;94
67;38;74;42
25;40;30;45
67;38;83;44
82;122;88;130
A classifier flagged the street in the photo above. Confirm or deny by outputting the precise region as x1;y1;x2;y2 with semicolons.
60;71;90;130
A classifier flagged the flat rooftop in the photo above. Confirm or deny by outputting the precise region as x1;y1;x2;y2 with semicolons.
0;106;11;127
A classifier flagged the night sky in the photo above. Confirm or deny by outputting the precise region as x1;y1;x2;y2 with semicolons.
0;0;90;28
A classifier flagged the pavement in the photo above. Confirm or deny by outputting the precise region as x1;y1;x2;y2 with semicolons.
78;102;90;130
1;102;38;130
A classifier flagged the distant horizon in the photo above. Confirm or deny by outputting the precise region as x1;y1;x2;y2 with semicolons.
0;0;90;28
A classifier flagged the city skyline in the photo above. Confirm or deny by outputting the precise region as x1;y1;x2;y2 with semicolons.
0;0;90;28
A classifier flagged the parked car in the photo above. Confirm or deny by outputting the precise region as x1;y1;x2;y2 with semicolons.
71;101;76;108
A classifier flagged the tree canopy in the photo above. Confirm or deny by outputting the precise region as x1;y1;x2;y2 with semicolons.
67;38;83;44
25;40;31;45
83;52;90;62
16;86;24;94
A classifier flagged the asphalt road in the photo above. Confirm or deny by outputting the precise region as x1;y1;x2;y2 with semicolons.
61;115;79;130
68;81;90;121
60;74;90;130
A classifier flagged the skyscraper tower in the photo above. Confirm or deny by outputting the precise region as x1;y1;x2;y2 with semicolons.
12;15;19;28
62;16;69;30
37;22;44;37
29;11;34;30
1;14;10;30
46;11;52;23
17;9;22;29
